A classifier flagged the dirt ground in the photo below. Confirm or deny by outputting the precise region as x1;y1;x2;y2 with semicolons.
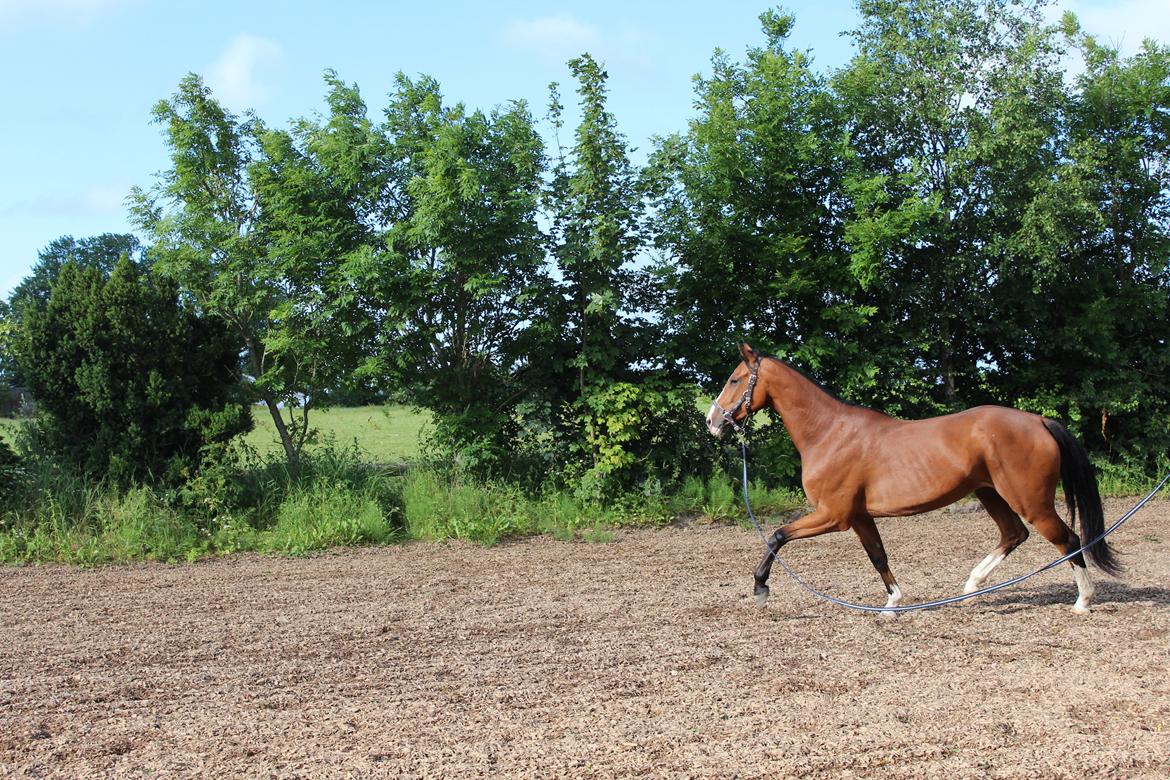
1;498;1168;779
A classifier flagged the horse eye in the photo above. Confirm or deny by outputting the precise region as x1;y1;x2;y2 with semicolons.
730;379;739;385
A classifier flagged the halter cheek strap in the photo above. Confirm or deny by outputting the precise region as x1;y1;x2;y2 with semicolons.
713;356;762;434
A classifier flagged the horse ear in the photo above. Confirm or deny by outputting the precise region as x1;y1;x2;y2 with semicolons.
739;342;757;363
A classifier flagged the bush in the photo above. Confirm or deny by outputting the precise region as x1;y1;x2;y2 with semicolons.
0;439;407;563
13;257;251;487
0;438;24;510
572;379;717;502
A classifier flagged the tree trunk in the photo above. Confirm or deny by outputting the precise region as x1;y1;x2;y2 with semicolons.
261;391;299;466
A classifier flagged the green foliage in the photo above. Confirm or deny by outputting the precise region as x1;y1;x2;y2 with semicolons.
547;55;647;396
3;234;143;387
0;440;405;563
989;30;1170;466
7;234;143;316
13;257;250;486
650;1;1170;471
131;73;362;465
646;13;879;403
0;438;24;510
572;380;714;501
267;481;397;554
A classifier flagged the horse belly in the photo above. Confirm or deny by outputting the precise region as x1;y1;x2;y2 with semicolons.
863;444;985;517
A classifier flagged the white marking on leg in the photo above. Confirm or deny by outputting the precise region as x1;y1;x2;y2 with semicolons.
881;584;903;618
964;551;1005;594
1071;564;1095;615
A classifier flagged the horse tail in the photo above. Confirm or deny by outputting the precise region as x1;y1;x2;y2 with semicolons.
1042;418;1121;575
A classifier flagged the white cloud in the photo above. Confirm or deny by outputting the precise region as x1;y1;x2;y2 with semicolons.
205;34;284;111
502;15;654;71
504;15;602;63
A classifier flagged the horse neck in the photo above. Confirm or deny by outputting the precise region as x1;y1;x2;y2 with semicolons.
761;358;849;454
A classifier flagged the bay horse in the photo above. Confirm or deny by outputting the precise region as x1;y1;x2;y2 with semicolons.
707;343;1119;615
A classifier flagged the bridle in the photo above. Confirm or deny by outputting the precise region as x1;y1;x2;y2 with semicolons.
712;355;763;434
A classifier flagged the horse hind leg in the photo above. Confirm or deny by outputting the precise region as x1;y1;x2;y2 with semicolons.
963;487;1029;595
1027;508;1095;615
851;515;903;617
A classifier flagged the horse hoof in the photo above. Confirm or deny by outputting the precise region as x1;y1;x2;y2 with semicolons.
1071;603;1091;616
753;584;769;609
879;609;897;619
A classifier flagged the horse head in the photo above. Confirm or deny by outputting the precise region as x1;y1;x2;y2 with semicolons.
706;342;765;437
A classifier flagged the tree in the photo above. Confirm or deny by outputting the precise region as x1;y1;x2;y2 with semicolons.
364;74;551;470
132;73;357;465
834;0;1049;413
547;54;647;397
8;234;143;315
543;54;714;497
5;234;144;387
14;257;249;485
993;23;1170;463
0;301;14;389
647;12;874;398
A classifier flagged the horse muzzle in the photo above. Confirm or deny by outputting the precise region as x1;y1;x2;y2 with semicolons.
705;403;725;437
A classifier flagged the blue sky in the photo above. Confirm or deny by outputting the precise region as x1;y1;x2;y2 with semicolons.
1;0;1166;299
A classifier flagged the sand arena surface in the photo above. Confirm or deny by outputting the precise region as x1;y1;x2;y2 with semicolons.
2;498;1168;778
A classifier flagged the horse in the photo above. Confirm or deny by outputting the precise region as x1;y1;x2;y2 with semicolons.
706;342;1119;615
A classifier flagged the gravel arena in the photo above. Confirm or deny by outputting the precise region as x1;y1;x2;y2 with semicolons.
2;498;1168;779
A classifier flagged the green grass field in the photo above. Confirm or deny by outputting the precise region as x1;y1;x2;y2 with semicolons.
245;404;429;462
0;405;430;462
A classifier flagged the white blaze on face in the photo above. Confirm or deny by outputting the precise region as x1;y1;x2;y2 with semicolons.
706;402;724;436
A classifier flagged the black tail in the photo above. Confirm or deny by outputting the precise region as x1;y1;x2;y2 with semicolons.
1043;419;1121;575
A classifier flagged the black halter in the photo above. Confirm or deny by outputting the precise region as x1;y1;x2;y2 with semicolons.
712;355;762;434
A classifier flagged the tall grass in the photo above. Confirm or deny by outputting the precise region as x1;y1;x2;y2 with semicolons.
1092;455;1170;497
266;481;397;554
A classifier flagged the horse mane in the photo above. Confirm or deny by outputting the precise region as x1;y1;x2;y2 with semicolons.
759;353;865;411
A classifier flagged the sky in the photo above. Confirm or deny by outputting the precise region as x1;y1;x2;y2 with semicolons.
1;0;1168;300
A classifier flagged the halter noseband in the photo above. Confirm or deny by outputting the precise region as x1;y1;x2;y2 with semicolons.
713;355;762;434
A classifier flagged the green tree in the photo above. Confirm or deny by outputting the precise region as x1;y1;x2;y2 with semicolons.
14;258;249;485
4;234;144;387
8;234;143;315
647;12;876;399
547;54;647;398
834;0;1054;412
132;73;355;465
285;73;553;472
544;54;712;497
0;301;14;389
994;23;1170;463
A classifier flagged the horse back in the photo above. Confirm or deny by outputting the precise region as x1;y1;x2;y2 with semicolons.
810;404;1060;518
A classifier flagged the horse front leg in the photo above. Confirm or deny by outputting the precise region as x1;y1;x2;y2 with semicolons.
850;514;902;616
753;509;849;608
